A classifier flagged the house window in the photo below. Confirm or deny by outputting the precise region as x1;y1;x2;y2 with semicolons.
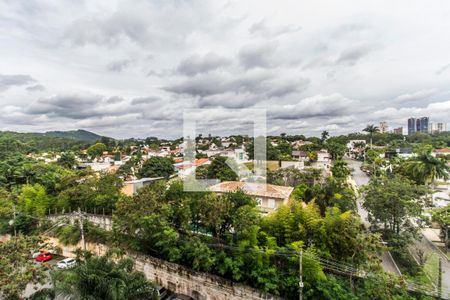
268;199;276;209
256;197;262;206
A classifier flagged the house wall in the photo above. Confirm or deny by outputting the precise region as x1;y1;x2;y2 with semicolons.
122;183;135;196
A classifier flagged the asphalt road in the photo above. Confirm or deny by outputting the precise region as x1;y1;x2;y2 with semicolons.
344;158;402;275
345;157;449;298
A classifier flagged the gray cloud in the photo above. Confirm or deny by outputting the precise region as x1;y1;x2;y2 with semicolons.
131;96;161;105
176;53;231;75
249;19;301;37
436;63;450;75
163;69;307;102
107;59;134;72
239;43;277;69
0;74;35;91
26;84;45;92
27;94;106;119
335;44;373;66
106;96;125;104
394;89;437;103
270;93;358;120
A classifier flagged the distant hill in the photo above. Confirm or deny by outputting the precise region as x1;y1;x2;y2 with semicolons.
44;129;109;142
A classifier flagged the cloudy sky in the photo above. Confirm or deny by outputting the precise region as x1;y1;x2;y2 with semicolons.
1;0;450;139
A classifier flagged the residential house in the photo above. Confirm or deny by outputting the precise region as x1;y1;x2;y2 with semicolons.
281;161;305;170
313;150;331;169
347;140;366;159
174;158;211;178
291;140;312;149
226;147;248;163
121;177;164;196
81;162;111;172
292;150;308;161
209;181;293;214
346;140;366;151
384;148;414;159
432;148;450;157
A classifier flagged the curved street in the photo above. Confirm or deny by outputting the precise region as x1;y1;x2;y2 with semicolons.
344;158;402;275
345;157;449;299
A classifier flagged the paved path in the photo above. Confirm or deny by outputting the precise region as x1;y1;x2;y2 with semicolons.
344;158;402;276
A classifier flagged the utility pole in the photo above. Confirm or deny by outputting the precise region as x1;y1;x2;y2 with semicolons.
77;207;87;252
299;247;303;300
438;257;442;299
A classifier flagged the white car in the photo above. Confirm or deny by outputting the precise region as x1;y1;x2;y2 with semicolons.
57;258;77;269
31;251;42;259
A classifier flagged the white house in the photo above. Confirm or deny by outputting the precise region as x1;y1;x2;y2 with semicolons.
227;147;248;163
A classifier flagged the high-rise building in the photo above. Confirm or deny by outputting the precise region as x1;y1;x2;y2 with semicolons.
408;118;416;135
393;127;403;135
418;117;429;133
408;117;429;135
430;122;447;134
379;121;389;133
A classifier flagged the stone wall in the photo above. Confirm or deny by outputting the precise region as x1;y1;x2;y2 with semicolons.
47;213;112;231
46;237;281;300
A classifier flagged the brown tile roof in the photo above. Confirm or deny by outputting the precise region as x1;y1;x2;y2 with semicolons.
209;181;293;200
434;148;450;154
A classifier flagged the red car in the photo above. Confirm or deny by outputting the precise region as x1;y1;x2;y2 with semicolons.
35;252;53;262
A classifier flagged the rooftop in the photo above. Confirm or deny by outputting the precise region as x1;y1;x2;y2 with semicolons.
209;181;293;199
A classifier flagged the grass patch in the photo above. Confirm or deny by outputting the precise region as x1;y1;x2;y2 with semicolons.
244;160;281;171
422;252;439;285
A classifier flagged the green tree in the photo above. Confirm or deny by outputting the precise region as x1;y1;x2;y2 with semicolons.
362;175;427;240
138;156;174;179
331;160;350;179
432;204;450;249
325;141;347;160
403;152;450;185
363;124;379;147
52;254;158;300
308;151;318;162
87;142;107;159
57;152;77;169
321;130;329;142
207;156;238;181
18;184;54;217
0;235;51;299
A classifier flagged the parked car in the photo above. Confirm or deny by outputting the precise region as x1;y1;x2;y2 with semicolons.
31;251;42;259
57;258;77;269
35;252;53;262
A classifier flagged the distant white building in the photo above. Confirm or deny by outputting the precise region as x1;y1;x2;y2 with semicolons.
311;149;331;171
174;158;211;178
430;122;447;134
227;147;248;163
82;162;111;172
347;140;366;151
122;177;164;196
379;121;389;133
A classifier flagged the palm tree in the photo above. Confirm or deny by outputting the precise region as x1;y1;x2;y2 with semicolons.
321;130;329;142
52;254;159;300
363;124;379;148
404;152;450;186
